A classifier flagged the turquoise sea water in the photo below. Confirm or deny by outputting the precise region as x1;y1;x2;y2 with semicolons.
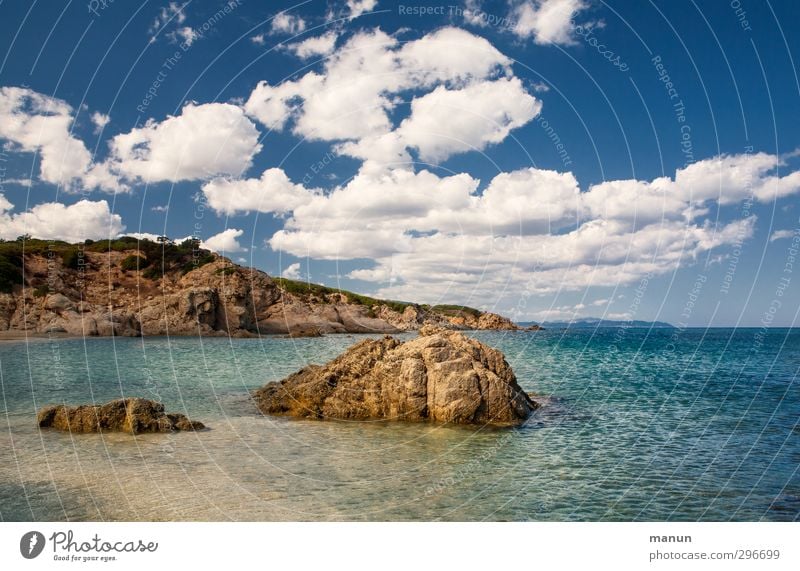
0;328;798;521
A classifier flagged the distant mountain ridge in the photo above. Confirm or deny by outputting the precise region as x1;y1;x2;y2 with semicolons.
520;317;675;329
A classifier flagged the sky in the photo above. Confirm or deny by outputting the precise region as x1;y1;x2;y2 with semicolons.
1;0;800;326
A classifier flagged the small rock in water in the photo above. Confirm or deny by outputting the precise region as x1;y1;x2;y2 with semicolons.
37;398;205;434
287;326;324;338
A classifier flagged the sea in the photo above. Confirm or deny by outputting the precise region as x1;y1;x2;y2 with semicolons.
1;327;798;521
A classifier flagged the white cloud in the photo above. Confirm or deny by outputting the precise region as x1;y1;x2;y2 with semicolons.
346;216;755;306
0;194;124;242
201;228;247;253
201;168;318;216
675;152;800;204
281;262;302;279
0;88;265;194
0;88;266;193
510;0;586;45
119;230;246;254
270;12;306;35
91;111;110;134
107;102;262;183
123;232;163;242
0;87;123;192
1;178;32;187
581;177;687;226
770;229;796;242
287;31;338;59
168;26;198;46
150;2;187;30
251;34;266;45
148;2;188;42
398;26;513;85
244;27;523;167
461;0;490;27
264;150;800;311
268;166;580;258
396;77;540;162
346;0;378;19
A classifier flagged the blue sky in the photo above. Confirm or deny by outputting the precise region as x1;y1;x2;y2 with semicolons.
1;0;800;326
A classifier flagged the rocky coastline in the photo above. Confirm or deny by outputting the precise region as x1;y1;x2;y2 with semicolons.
0;237;532;338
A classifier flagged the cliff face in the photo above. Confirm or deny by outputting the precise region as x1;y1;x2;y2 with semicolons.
0;241;519;337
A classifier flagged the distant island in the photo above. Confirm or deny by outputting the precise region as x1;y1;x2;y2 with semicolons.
519;317;675;329
0;236;525;338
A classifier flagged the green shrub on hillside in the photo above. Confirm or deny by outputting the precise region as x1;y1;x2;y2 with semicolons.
61;249;83;269
33;284;50;297
120;254;149;271
181;253;216;275
273;277;413;314
0;258;23;293
142;266;163;280
429;304;482;318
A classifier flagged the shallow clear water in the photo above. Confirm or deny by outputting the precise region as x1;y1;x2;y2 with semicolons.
1;328;798;521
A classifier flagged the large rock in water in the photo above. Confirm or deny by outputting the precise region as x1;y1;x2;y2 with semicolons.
37;398;205;434
253;326;537;425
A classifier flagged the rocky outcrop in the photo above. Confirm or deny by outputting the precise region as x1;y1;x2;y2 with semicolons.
0;242;522;337
258;299;400;335
36;398;205;434
253;325;537;426
375;304;519;331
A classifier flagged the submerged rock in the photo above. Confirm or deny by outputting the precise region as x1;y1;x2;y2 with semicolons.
287;326;324;338
253;325;537;426
37;398;205;434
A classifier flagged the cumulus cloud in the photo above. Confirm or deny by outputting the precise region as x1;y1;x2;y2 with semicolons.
148;2;188;43
263;150;800;309
0;87;123;192
581;177;687;226
287;31;338;59
2;178;32;187
201;228;247;253
510;0;586;45
116;230;247;254
107;102;262;183
123;232;163;242
769;229;796;242
460;0;490;27
674;152;800;204
0;194;124;242
268;167;580;259
396;77;540;162
91;111;110;134
168;26;198;46
201;168;318;216
150;2;187;31
270;12;306;35
281;262;302;279
0;89;267;192
346;0;378;19
244;26;526;168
